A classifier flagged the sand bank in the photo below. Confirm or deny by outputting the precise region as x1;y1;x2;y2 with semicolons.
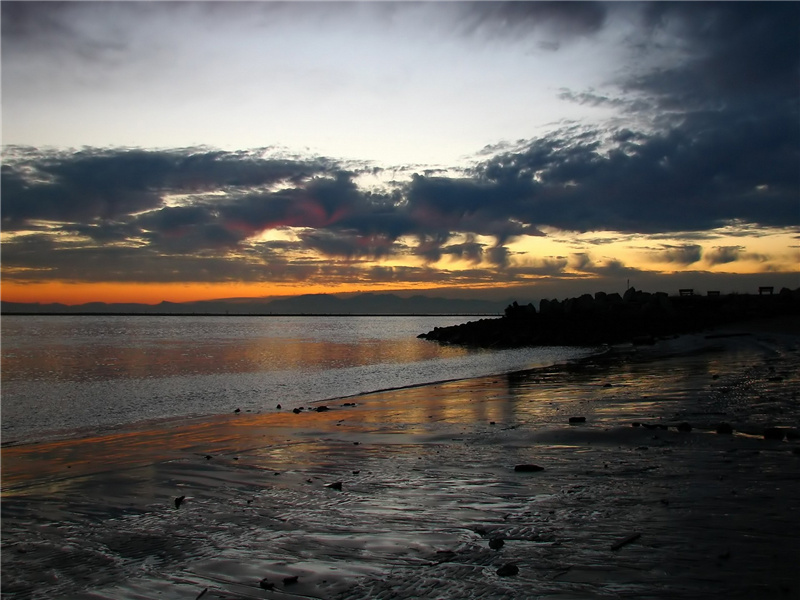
3;319;800;599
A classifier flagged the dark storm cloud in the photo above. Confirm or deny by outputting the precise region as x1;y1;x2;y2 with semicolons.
631;2;800;111
440;238;485;264
1;147;332;229
466;106;799;233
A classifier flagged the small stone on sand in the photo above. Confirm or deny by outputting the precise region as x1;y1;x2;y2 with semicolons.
496;563;519;576
514;464;545;472
259;578;274;590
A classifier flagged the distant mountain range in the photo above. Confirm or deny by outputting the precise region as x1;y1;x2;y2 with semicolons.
1;293;507;316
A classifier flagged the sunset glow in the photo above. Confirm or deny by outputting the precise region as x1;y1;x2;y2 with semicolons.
2;2;798;306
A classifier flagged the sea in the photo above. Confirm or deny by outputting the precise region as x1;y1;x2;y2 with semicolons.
0;315;595;444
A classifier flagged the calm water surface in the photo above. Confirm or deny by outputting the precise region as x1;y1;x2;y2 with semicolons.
1;315;593;442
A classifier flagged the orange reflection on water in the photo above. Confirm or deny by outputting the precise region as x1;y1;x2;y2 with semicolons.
1;318;470;383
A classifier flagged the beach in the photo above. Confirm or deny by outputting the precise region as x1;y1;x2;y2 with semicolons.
2;319;800;599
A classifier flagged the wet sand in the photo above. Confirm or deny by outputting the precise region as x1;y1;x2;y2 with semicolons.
3;319;800;599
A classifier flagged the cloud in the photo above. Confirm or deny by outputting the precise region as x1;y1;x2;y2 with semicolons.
705;246;744;266
2;4;797;291
704;245;772;267
570;253;640;278
470;109;799;233
454;1;608;41
1;147;332;230
651;244;703;266
630;3;800;111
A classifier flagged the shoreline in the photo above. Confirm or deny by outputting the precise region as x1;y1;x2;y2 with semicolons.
2;317;800;599
1;346;600;449
3;317;797;484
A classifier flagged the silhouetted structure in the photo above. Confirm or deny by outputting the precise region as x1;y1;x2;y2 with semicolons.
759;286;774;295
419;287;800;348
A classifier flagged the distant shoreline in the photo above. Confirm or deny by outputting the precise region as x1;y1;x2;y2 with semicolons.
0;312;500;317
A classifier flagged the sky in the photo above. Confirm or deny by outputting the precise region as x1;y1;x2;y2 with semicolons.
2;1;799;305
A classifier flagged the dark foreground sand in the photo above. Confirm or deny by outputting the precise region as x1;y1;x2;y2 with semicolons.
3;319;800;599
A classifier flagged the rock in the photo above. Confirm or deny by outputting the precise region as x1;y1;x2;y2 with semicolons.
716;422;734;435
204;455;212;460
174;495;185;509
569;416;586;424
326;481;343;490
293;408;302;414
677;422;692;432
610;532;641;551
234;408;241;413
283;575;299;585
514;464;545;472
276;404;282;409
316;405;329;412
496;563;519;577
259;579;275;590
489;538;505;550
764;427;786;441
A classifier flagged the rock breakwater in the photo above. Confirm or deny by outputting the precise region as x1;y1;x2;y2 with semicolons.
419;287;800;348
